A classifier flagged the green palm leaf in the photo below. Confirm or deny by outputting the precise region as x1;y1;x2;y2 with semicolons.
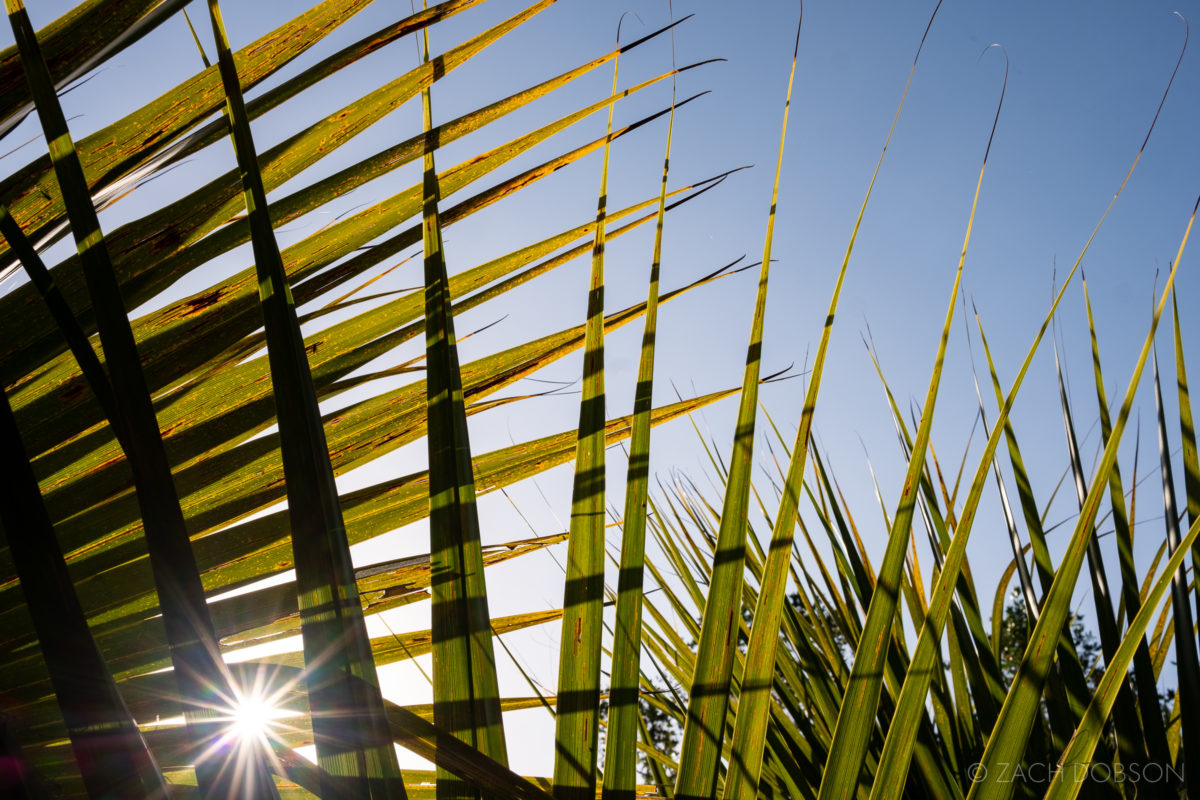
1050;339;1144;766
416;12;509;796
1079;274;1170;765
968;195;1197;800
1151;348;1200;786
552;21;622;797
1043;512;1200;800
204;1;404;794
602;23;678;800
818;18;991;800
0;385;168;799
6;3;277;794
672;24;790;794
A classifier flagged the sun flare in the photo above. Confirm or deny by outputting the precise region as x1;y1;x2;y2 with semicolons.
231;694;285;742
216;676;301;756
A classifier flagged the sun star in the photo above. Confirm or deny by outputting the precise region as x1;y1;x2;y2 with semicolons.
231;692;284;743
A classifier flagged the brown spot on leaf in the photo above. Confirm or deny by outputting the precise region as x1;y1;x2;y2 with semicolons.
60;383;86;402
183;289;224;316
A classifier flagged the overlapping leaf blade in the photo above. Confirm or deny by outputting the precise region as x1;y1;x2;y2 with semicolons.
205;0;405;794
6;2;275;794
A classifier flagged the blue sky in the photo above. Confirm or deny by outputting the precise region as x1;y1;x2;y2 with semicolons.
3;0;1198;780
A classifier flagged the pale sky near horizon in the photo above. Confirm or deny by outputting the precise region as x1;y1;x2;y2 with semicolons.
2;0;1198;781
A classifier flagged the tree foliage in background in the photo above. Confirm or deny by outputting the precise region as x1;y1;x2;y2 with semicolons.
997;591;1102;689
